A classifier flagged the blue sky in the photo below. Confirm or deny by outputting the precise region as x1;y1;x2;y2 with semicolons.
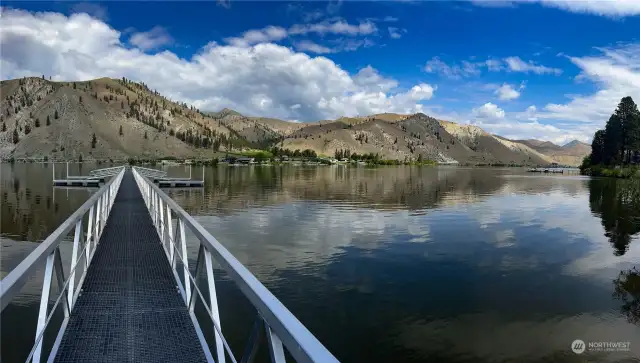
1;1;639;143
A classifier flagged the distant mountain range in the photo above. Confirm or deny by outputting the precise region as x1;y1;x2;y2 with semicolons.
0;77;589;166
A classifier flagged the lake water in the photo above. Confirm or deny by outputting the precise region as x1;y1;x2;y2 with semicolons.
1;163;639;362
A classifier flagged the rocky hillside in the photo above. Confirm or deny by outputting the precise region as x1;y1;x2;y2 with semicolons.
0;76;589;165
516;139;590;166
281;113;553;165
0;77;248;160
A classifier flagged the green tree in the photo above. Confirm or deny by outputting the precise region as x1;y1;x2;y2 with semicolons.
591;129;606;165
54;110;59;119
617;97;640;163
144;131;148;139
73;82;77;89
35;118;40;127
119;125;123;136
46;115;51;126
24;124;31;134
1;122;5;132
91;133;97;148
12;129;19;144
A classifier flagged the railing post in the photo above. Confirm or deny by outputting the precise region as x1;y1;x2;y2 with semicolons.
53;247;71;319
86;205;94;266
166;204;175;269
179;218;190;303
205;247;225;363
265;325;287;363
94;197;102;243
33;252;55;363
68;220;83;309
159;199;165;245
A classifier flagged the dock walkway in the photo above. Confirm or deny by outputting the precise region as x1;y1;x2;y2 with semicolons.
54;171;206;362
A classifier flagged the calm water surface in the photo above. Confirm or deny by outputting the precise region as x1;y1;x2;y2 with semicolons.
1;163;639;362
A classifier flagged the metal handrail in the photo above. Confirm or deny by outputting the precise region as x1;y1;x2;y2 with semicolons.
89;166;126;177
134;166;167;178
0;166;125;362
131;167;339;363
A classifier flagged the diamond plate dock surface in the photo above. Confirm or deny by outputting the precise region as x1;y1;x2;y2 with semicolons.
54;171;207;363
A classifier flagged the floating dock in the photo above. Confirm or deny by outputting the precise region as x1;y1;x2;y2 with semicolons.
528;168;565;173
156;179;204;188
53;179;102;187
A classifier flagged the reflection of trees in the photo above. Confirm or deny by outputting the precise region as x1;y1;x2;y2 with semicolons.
588;179;640;256
613;267;640;325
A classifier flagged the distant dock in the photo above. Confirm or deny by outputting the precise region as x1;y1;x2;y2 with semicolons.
527;167;579;174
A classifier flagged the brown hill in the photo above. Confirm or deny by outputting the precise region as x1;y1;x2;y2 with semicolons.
516;139;590;166
281;113;550;165
0;76;586;165
0;77;247;160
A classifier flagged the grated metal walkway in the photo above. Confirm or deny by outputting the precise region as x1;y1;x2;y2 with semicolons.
54;171;207;363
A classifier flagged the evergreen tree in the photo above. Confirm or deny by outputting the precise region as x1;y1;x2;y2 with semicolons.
91;133;97;148
35;118;40;127
12;129;19;144
119;125;123;136
25;124;31;135
46;115;51;126
54;110;59;119
617;97;640;163
1;122;5;132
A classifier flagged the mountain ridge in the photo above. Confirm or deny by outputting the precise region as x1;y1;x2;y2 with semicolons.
0;76;589;166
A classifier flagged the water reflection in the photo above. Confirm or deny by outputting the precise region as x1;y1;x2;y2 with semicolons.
614;267;640;325
589;178;640;256
1;165;639;363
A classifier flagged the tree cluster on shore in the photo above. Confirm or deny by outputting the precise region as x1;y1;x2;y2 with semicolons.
582;97;640;177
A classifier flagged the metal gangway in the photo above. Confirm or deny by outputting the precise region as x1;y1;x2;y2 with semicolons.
0;166;338;363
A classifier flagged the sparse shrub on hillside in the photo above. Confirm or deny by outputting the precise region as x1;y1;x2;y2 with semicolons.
1;122;5;132
24;124;31;135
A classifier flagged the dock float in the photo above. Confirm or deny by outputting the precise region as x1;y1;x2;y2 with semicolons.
53;179;102;187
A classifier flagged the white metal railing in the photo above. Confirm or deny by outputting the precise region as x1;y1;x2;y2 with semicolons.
133;166;167;179
0;167;125;362
89;166;130;178
131;167;339;363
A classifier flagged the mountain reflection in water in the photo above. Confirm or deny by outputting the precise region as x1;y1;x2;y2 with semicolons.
0;164;638;362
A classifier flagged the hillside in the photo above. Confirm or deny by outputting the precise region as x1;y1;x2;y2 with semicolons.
280;113;552;165
0;77;251;160
0;76;589;166
516;139;590;166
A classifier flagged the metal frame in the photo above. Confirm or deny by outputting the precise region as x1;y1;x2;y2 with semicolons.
132;167;339;363
0;166;125;362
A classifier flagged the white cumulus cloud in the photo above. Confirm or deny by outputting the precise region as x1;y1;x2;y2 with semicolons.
129;26;174;50
472;102;505;120
470;0;640;17
0;8;434;122
503;56;562;75
495;83;521;100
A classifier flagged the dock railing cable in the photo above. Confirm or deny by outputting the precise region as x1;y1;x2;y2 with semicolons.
0;166;125;363
131;167;339;363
